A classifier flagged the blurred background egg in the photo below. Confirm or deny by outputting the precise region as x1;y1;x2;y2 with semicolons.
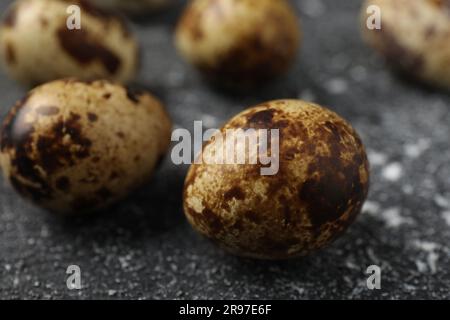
0;0;139;87
175;0;301;87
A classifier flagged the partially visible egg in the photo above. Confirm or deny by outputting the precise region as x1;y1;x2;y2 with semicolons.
88;0;173;15
175;0;301;86
183;100;370;259
361;0;450;89
0;79;172;214
0;0;139;87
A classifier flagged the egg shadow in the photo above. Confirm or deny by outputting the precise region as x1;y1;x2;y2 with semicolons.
200;214;393;299
126;0;189;28
53;158;187;246
199;62;316;107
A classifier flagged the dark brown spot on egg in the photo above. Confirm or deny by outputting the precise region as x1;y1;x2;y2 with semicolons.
36;106;60;116
224;186;245;201
116;132;125;139
40;17;48;28
5;42;16;65
246;109;276;128
103;93;111;99
299;149;368;228
96;187;113;200
202;208;224;234
35;113;92;174
428;0;450;10
125;86;145;104
56;176;71;192
243;210;260;223
109;171;119;180
87;113;98;122
56;27;121;74
194;14;299;86
375;27;424;74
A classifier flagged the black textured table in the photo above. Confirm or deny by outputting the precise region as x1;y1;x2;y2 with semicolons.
1;0;449;299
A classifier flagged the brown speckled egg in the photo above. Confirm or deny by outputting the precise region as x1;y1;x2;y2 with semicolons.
89;0;173;15
361;0;450;89
0;0;139;87
0;79;172;214
174;0;301;86
183;100;370;259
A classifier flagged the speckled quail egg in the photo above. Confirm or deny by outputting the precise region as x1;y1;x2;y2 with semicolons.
183;100;370;259
175;0;301;86
361;0;450;89
88;0;173;15
0;0;139;87
0;79;172;214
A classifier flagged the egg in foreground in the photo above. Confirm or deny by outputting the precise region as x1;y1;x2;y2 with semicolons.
175;0;301;86
0;0;139;87
0;79;172;214
361;0;450;89
183;100;370;259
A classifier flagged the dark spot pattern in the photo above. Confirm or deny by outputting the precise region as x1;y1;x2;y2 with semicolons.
246;109;276;128
5;42;16;65
57;27;121;74
224;186;245;201
177;0;299;86
96;187;113;200
56;176;71;192
184;101;370;259
376;27;425;73
87;113;98;122
125;86;145;104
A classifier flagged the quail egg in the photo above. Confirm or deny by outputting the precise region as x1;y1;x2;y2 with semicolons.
175;0;301;86
0;0;139;87
362;0;450;89
183;100;370;259
0;79;172;214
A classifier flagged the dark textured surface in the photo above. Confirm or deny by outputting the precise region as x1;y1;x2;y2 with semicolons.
0;0;449;299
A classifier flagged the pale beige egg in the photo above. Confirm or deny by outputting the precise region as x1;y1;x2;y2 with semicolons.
362;0;450;89
0;79;172;214
0;0;139;87
175;0;301;86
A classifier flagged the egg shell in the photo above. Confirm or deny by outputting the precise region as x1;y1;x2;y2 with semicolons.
183;100;370;259
0;79;172;214
175;0;301;86
0;0;139;87
361;0;450;89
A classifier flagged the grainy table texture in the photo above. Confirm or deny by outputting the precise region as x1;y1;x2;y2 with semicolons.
0;0;449;299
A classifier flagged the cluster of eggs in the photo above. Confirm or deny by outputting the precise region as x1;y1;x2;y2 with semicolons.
11;0;450;259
